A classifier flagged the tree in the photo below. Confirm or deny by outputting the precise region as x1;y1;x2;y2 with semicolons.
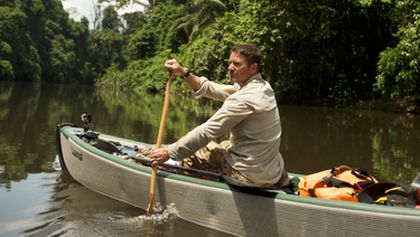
0;6;41;81
124;25;159;59
87;29;126;78
171;0;226;45
227;0;401;106
100;0;161;11
102;6;123;31
122;11;147;35
123;3;181;60
375;9;420;112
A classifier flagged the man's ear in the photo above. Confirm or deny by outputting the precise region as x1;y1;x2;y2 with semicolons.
250;63;258;73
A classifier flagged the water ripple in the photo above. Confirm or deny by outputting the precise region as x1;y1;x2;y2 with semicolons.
117;203;179;224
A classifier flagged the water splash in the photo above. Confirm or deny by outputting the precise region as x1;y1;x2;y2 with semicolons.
52;155;62;171
115;203;178;225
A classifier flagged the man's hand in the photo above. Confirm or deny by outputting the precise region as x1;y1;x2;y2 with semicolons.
164;58;201;91
148;147;170;167
164;59;186;77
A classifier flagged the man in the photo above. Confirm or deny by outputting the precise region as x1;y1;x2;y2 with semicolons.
148;44;288;188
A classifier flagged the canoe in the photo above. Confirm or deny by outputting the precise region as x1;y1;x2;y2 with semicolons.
56;123;420;237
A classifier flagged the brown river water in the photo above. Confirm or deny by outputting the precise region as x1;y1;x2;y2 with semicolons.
0;81;419;236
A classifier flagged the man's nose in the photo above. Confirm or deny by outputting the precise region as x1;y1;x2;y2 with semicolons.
228;63;235;71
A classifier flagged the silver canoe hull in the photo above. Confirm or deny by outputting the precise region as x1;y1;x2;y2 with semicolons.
56;124;420;237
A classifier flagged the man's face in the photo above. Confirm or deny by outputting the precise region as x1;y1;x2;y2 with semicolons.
228;52;257;87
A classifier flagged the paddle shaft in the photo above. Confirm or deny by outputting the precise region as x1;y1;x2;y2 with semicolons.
147;74;173;215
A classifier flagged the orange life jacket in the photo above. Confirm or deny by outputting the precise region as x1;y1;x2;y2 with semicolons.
298;165;378;202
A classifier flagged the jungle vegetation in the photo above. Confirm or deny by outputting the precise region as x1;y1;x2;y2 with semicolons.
0;0;419;112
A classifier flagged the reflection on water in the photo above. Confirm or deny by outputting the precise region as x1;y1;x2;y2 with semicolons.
0;173;60;237
0;81;419;236
0;81;218;187
279;105;420;182
0;81;230;237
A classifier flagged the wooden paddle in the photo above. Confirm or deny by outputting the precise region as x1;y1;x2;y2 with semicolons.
147;73;173;215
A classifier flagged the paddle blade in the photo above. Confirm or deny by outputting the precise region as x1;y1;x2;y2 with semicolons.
147;167;157;214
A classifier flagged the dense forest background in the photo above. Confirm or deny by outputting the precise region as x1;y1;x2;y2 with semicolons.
0;0;419;112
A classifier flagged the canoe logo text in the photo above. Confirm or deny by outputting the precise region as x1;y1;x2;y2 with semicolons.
71;147;83;161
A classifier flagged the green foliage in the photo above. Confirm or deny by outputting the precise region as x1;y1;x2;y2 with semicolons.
101;4;235;93
124;3;182;60
171;0;227;45
375;10;420;112
124;25;159;60
0;6;41;81
231;0;401;106
0;0;115;83
48;35;77;82
99;0;415;108
0;25;14;81
100;0;149;9
87;29;126;77
102;6;123;31
0;0;92;82
98;49;174;92
0;0;418;111
180;12;238;83
0;60;14;80
122;11;147;35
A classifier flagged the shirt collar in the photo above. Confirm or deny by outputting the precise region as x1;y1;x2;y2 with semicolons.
239;73;262;89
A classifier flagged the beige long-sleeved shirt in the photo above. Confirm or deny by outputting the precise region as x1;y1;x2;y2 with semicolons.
168;73;285;186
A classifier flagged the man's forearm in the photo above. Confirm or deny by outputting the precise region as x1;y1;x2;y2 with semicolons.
182;68;202;91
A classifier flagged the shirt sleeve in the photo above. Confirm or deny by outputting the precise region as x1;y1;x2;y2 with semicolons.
194;77;238;102
168;96;253;160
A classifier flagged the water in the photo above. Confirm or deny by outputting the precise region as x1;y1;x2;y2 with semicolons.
0;81;419;236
